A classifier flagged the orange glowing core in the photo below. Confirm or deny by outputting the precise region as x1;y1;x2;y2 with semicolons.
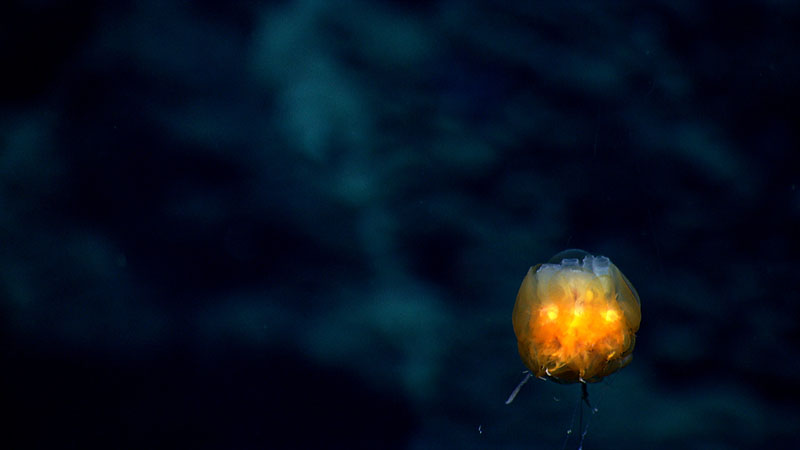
512;250;641;383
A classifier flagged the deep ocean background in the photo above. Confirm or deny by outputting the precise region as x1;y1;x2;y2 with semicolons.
2;1;799;449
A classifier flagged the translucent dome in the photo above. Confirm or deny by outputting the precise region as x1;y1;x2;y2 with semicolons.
512;249;641;383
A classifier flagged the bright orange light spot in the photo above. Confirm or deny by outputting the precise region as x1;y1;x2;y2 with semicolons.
540;305;559;321
512;250;641;383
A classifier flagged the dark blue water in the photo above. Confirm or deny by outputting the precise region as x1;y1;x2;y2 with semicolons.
2;1;799;448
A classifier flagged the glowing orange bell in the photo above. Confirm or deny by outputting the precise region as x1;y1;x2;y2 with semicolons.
512;249;641;383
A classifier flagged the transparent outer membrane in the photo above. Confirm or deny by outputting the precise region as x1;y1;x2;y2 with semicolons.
512;250;641;383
